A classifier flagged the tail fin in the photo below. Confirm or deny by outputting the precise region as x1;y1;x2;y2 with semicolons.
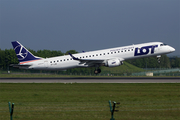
11;41;42;64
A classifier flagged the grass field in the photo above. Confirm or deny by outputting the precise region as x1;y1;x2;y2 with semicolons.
0;83;180;120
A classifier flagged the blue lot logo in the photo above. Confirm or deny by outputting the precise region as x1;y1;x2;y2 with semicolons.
134;45;158;56
15;45;28;60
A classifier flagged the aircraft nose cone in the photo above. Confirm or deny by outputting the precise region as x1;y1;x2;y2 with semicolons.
170;47;175;52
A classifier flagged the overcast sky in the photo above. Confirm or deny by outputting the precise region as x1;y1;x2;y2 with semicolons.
0;0;179;56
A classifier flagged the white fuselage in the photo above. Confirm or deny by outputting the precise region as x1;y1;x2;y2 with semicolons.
20;42;175;70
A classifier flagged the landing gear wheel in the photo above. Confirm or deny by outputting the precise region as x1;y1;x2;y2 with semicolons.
157;58;161;63
94;68;101;74
157;55;161;64
94;70;98;74
97;68;101;73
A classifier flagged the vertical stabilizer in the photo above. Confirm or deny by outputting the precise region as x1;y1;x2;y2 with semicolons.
11;41;42;64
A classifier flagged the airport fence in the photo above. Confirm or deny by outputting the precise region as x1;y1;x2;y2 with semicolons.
1;67;180;77
132;68;180;76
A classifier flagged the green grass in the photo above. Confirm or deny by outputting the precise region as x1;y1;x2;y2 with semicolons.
0;73;73;78
0;83;180;120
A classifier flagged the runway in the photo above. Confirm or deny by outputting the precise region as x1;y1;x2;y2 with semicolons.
0;77;180;83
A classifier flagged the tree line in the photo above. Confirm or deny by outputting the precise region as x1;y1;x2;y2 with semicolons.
126;55;180;68
0;48;180;71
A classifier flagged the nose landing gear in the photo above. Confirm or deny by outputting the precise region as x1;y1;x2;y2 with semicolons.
157;55;161;63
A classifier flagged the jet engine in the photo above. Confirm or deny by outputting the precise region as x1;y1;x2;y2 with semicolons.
105;59;123;67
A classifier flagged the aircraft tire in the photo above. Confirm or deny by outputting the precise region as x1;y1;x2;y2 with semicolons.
94;68;101;74
97;68;101;73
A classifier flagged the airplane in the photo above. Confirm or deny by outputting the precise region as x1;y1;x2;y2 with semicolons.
11;41;175;74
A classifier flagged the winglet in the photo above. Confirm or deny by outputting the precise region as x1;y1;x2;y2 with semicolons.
68;53;80;60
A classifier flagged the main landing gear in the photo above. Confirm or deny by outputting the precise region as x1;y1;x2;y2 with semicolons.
94;68;101;74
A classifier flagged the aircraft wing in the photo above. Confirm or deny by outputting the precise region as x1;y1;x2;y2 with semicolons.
69;53;105;66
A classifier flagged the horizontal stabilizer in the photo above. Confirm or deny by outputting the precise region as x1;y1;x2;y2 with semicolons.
10;64;31;68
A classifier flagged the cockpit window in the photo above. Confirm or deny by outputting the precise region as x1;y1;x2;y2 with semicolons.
160;43;168;46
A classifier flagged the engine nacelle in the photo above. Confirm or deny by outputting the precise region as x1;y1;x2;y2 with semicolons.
105;59;123;67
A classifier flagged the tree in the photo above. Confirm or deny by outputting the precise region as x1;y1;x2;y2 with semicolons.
126;55;171;68
65;50;78;55
174;57;180;68
160;55;171;68
0;49;5;69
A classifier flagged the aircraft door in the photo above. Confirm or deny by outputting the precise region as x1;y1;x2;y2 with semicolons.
44;60;48;68
153;44;160;53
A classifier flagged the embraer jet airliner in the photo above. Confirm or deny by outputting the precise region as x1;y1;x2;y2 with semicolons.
11;41;175;74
